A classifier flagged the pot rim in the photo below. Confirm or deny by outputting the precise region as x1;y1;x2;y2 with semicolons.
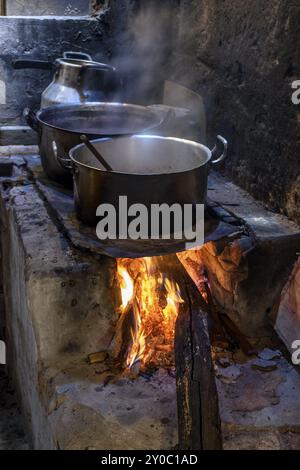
69;134;212;176
36;102;164;136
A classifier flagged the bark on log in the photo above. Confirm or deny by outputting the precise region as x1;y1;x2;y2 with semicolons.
0;1;5;16
175;258;222;450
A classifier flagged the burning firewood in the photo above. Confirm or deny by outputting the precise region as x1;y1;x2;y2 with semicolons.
203;277;255;355
155;344;172;352
87;351;108;365
173;255;222;450
108;303;136;365
106;256;185;375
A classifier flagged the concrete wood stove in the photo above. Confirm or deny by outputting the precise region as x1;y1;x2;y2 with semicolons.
0;147;300;450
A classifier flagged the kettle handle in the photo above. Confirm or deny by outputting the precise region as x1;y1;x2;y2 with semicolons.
83;62;117;72
63;51;92;61
13;59;53;70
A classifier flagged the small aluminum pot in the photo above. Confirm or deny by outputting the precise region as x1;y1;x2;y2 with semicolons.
64;135;227;226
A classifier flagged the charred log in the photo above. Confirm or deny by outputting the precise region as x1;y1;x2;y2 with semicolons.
174;257;222;450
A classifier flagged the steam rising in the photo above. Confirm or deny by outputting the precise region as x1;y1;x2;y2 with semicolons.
111;1;177;104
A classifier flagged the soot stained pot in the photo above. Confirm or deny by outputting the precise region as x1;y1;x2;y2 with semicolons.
65;134;228;225
28;103;164;185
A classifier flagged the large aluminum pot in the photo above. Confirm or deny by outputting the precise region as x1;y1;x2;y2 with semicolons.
66;135;227;225
27;103;164;185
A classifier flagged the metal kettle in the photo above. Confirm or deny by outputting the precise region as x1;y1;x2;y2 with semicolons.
13;51;120;108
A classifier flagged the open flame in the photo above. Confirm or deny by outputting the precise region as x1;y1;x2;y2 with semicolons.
116;257;184;371
118;266;134;311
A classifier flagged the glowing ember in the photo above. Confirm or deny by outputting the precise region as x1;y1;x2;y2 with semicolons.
116;257;184;370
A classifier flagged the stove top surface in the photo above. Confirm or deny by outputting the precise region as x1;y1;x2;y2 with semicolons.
22;155;246;258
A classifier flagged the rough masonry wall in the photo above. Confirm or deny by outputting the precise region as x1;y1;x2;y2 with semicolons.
0;0;173;125
173;0;300;224
0;13;114;125
6;0;91;16
1;0;299;224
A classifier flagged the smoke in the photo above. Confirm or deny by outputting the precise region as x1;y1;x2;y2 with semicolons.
111;1;178;104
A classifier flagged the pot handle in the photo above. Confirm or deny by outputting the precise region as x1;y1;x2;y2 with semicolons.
23;108;40;133
146;105;176;128
52;142;73;171
63;51;92;61
210;135;228;165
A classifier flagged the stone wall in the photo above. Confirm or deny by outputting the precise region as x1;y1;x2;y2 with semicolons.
0;14;114;125
1;0;299;225
6;0;91;16
172;0;300;224
0;0;174;125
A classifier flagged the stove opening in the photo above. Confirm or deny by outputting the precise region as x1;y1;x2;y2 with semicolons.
114;256;184;372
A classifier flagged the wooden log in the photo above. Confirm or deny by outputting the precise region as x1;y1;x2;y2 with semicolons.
0;1;5;16
174;256;222;450
152;254;221;449
108;304;135;364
